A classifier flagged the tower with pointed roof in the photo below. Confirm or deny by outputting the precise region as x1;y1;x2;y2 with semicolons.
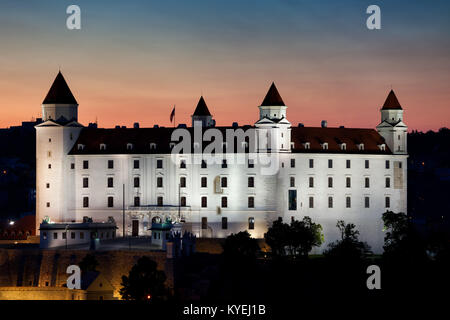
376;90;407;154
191;96;215;127
35;72;83;233
255;82;291;152
42;71;79;123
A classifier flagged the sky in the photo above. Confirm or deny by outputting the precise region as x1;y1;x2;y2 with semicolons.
0;0;448;131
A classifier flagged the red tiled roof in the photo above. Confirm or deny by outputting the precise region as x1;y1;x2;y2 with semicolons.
291;127;390;154
261;82;285;106
69;126;390;155
43;71;78;104
382;90;402;110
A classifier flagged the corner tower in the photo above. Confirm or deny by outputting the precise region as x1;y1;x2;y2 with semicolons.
42;71;78;122
376;90;407;154
191;96;215;127
35;72;83;234
255;82;291;152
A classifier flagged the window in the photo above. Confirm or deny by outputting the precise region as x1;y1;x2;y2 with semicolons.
346;160;351;169
290;177;295;188
346;177;351;188
248;159;254;168
248;217;255;230
53;233;58;240
201;217;207;229
365;197;370;208
290;159;295;168
71;163;75;169
48;164;51;169
221;197;228;208
385;196;390;208
328;197;333;208
157;177;163;188
309;159;314;168
43;232;47;240
222;159;227;168
309;197;314;208
365;160;369;169
289;190;297;210
365;177;370;188
48;151;52;157
62;232;66;240
107;177;114;188
385;177;391;188
180;160;186;169
201;196;207;208
328;177;333;188
346;196;351;208
46;183;50;189
248;177;255;188
180;196;186;207
108;160;114;169
221;177;227;188
83;197;89;208
83;160;89;169
83;177;89;188
134;196;140;207
134;177;140;188
222;217;228;230
399;162;402;169
157;159;163;169
157;196;163;206
201;160;207;169
248;196;255;208
201;177;207;188
80;232;84;239
309;177;314;188
46;202;50;207
385;160;390;169
108;196;114;208
133;160;140;169
71;232;75;239
49;138;51;142
180;177;186;188
328;159;333;168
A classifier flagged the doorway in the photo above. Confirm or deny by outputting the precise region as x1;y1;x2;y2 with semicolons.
132;220;139;237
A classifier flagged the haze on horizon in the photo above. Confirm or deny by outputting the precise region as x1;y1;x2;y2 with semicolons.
0;0;449;132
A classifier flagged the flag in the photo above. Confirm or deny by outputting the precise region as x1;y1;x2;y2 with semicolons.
170;106;175;122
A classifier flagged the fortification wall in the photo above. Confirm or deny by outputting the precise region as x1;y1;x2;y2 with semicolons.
0;249;172;299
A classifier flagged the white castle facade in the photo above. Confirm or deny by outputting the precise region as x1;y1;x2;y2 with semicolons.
36;72;408;253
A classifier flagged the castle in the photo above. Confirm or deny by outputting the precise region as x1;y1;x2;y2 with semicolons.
36;72;407;253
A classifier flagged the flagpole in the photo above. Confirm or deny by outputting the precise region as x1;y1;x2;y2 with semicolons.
174;104;176;128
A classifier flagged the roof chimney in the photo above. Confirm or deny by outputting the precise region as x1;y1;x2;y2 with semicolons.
321;120;327;128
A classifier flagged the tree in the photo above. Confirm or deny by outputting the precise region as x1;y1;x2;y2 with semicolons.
324;220;371;262
265;216;323;258
120;256;167;301
79;254;98;272
222;231;259;261
382;211;427;262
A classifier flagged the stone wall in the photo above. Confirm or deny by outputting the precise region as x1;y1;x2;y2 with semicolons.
0;248;172;299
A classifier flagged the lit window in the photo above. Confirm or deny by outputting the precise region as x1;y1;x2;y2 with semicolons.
248;217;255;230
